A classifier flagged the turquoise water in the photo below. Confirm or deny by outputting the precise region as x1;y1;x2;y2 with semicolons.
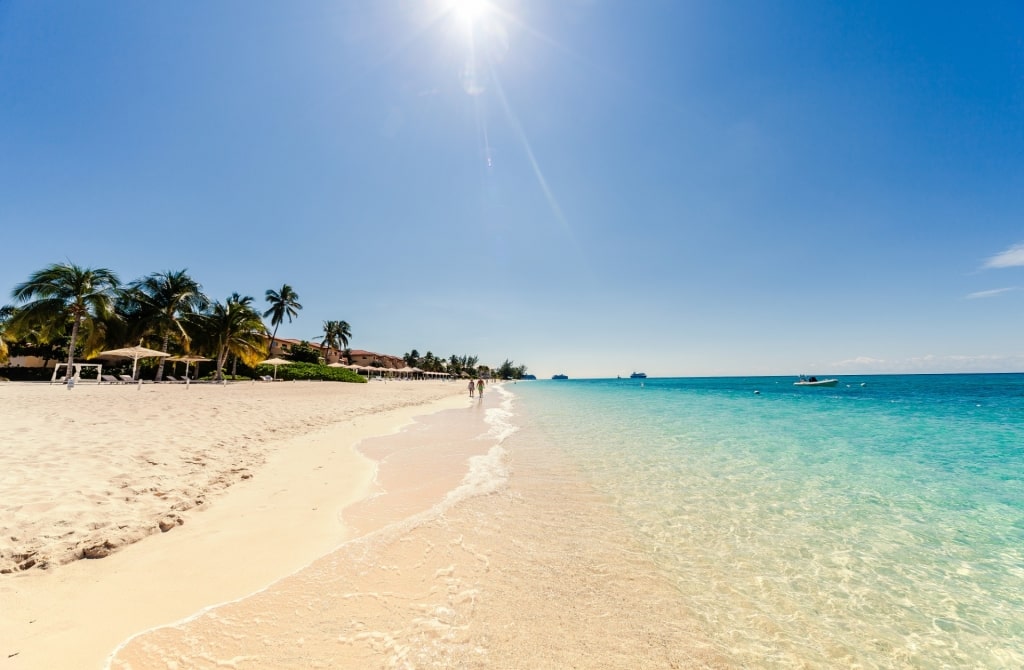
509;374;1024;668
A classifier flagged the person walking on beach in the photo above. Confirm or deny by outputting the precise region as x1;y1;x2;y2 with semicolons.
477;378;484;398
468;379;475;398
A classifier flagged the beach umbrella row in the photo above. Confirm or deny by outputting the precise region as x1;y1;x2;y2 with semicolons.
165;355;211;385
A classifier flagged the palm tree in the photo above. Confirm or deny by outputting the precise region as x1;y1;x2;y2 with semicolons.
129;270;208;381
317;320;352;362
201;295;268;382
226;293;253;377
0;305;14;365
263;284;302;357
9;263;121;374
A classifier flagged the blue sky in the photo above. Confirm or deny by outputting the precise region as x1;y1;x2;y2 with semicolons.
2;0;1022;378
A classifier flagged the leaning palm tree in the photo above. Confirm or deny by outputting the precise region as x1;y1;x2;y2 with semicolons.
263;284;302;356
9;263;121;374
129;270;209;381
201;296;268;382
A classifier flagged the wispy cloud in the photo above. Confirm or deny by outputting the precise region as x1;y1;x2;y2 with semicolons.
966;287;1016;299
833;356;885;368
833;353;1024;373
983;243;1024;269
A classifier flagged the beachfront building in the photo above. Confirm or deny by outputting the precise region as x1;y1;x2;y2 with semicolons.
260;336;403;369
347;349;404;370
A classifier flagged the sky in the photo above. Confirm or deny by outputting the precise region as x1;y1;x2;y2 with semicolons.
1;0;1022;378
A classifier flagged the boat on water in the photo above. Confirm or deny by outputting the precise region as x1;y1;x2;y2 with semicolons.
552;374;569;380
630;372;647;379
794;376;838;387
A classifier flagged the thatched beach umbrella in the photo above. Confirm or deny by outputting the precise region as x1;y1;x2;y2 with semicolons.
259;357;292;380
165;355;211;386
99;345;171;380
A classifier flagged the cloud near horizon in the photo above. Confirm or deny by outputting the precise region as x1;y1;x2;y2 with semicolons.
833;356;886;368
966;287;1016;299
832;353;1024;373
982;243;1024;269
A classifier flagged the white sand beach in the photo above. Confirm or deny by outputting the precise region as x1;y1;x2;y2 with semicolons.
2;380;724;669
0;380;468;669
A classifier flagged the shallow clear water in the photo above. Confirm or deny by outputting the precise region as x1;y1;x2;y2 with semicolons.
509;374;1024;668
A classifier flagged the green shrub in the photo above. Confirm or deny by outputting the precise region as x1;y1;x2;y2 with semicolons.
254;362;366;383
0;367;54;381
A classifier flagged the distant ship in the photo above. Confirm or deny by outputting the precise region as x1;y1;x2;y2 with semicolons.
629;372;647;379
552;374;569;380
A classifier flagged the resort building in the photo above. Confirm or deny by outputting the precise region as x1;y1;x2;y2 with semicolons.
346;349;404;370
262;336;403;369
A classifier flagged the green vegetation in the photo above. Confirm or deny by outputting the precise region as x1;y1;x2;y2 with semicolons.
4;261;529;382
3;263;356;382
400;351;529;380
125;270;209;381
263;284;302;357
495;359;529;380
8;263;120;372
286;341;322;364
200;294;269;382
316;320;351;361
254;361;366;383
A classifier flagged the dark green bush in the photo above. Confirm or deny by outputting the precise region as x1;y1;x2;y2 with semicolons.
254;362;366;383
0;367;55;381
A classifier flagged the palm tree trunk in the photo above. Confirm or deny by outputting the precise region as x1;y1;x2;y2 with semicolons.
231;354;238;377
66;314;81;378
155;332;170;382
216;346;229;382
268;324;280;359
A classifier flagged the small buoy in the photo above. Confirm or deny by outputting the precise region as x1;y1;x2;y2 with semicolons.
754;390;760;395
861;383;866;387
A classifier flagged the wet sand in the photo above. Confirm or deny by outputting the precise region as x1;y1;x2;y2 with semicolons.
109;387;728;669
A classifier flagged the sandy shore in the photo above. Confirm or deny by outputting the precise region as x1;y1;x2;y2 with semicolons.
106;386;726;669
0;379;468;668
3;380;724;669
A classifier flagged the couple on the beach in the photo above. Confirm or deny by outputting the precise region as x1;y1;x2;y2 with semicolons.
468;378;483;398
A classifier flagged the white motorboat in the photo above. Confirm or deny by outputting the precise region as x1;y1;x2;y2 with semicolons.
794;376;838;387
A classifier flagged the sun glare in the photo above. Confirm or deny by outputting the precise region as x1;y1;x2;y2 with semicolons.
449;0;489;26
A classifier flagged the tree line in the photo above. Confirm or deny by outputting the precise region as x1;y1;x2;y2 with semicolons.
0;262;331;382
1;262;529;381
402;350;528;380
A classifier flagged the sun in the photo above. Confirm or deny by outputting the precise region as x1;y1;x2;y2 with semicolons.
447;0;490;27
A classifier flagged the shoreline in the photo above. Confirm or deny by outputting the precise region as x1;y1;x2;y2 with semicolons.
107;384;727;668
0;380;468;669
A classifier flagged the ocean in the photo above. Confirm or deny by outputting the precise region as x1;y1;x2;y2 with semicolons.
504;374;1024;668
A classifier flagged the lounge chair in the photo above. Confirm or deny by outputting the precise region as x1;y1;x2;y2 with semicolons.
118;374;137;383
101;374;124;384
